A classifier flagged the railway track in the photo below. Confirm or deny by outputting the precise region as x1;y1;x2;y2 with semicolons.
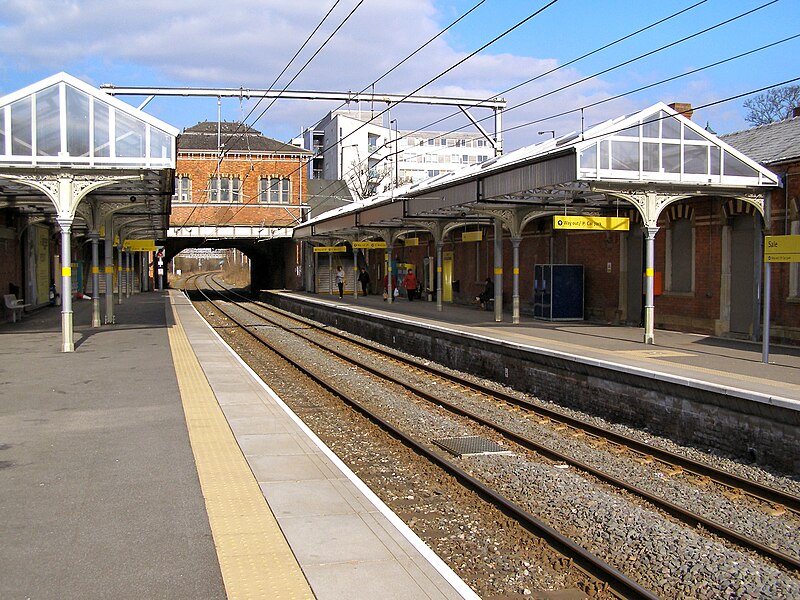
183;273;800;598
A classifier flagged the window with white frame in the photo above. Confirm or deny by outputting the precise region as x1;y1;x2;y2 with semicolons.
208;175;241;202
260;177;291;203
173;175;192;203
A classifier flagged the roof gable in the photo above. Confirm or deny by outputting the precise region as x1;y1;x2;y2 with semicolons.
0;72;178;169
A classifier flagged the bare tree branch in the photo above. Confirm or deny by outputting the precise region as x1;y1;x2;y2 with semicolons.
743;84;800;126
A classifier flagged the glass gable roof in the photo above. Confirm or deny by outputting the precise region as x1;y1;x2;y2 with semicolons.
576;103;778;186
0;72;178;169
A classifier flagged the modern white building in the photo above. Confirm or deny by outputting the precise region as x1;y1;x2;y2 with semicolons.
301;110;494;200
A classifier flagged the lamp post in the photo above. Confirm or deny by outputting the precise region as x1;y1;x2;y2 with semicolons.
538;130;556;139
390;119;399;189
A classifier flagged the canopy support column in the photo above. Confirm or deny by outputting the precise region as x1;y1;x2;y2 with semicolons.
511;237;521;324
117;244;123;305
436;241;444;312
90;232;101;327
104;216;115;324
493;218;503;322
56;216;74;353
643;226;659;344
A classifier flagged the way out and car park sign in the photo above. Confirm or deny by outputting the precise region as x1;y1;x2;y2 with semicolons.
764;235;800;263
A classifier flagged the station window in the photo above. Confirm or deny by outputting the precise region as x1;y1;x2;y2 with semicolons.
260;177;291;203
208;175;241;202
174;175;192;203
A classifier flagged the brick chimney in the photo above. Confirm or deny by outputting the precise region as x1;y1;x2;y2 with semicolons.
668;102;693;120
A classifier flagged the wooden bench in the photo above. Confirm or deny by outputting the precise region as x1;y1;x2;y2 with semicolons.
4;294;30;322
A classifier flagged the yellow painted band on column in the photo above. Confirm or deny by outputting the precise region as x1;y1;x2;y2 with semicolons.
92;267;100;274
645;268;655;277
61;267;71;277
494;267;503;275
513;268;519;275
437;266;442;273
105;266;113;274
168;309;314;600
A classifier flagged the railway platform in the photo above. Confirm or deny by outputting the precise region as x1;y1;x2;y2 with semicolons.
0;290;477;600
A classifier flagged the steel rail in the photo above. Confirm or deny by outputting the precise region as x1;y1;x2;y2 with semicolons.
203;281;800;574
192;274;659;600
246;291;800;516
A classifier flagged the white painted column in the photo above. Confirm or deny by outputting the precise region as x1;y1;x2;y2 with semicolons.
90;232;101;327
493;218;503;322
436;242;444;312
104;216;114;324
511;237;521;324
643;226;659;344
57;217;74;352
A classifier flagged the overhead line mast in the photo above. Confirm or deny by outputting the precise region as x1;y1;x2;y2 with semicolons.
99;85;507;153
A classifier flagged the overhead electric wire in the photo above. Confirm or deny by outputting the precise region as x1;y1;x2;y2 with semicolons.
330;0;784;188
306;0;715;202
223;0;366;153
218;0;344;154
499;33;800;136
217;0;561;226
324;0;490;116
177;0;355;231
260;0;561;214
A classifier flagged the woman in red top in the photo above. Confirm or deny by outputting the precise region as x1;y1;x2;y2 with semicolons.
402;269;418;301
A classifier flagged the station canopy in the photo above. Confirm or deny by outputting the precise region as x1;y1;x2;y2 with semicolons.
295;102;779;239
0;72;178;240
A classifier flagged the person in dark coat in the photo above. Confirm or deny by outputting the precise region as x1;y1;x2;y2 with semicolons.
477;277;493;310
358;267;370;296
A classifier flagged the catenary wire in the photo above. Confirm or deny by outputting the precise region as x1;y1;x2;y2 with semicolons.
216;0;561;226
326;0;783;191
177;0;354;231
307;0;717;201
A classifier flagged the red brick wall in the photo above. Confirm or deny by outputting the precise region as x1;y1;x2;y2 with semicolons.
170;152;307;228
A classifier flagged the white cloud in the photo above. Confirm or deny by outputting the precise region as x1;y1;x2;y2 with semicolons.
0;0;641;149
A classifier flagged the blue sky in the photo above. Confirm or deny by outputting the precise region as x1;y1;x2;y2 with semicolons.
0;0;797;151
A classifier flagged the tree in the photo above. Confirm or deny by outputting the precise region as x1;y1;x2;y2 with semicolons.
345;159;393;201
743;85;800;126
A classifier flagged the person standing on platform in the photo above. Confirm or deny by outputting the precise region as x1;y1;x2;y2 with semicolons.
335;266;345;298
358;267;370;296
477;277;493;310
382;273;396;301
403;269;418;301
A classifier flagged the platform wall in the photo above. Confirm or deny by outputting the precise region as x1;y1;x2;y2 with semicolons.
264;292;799;475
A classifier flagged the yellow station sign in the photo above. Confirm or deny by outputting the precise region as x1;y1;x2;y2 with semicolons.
765;235;800;263
462;231;483;242
553;216;630;231
313;246;347;253
352;241;387;249
123;239;158;252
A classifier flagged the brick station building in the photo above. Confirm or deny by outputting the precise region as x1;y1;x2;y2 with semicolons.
170;121;310;234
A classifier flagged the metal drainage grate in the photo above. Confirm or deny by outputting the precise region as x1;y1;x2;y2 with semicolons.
433;435;512;457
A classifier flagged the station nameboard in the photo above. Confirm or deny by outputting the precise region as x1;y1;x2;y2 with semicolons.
123;239;158;252
462;231;483;242
313;246;347;253
765;235;800;263
352;241;387;249
404;238;419;246
553;216;630;231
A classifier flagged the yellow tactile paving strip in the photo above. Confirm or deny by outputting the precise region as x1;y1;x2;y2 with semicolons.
168;309;315;600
